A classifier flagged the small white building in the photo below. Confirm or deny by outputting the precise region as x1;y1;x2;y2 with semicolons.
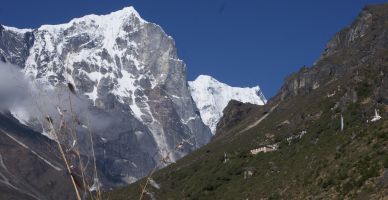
327;91;336;98
367;109;382;123
250;144;278;155
371;109;382;122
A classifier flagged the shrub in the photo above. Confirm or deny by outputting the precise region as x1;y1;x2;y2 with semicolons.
383;156;388;168
321;177;335;189
356;81;373;99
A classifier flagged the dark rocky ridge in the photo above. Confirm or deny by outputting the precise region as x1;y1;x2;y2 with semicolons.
216;4;388;138
215;5;388;138
214;100;264;140
277;4;388;102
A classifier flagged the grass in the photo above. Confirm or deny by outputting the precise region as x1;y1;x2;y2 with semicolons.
104;64;388;199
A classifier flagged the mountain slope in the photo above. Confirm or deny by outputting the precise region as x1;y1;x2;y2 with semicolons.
106;4;388;199
0;113;76;200
189;75;266;134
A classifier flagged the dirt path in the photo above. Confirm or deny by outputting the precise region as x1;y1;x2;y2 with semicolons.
238;104;279;134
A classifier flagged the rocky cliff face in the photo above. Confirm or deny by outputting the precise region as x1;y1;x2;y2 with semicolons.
278;4;388;102
0;7;212;186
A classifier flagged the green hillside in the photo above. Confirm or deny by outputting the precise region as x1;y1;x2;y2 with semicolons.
105;4;388;200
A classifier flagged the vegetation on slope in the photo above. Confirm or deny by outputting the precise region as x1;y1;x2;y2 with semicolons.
105;3;388;199
106;71;388;199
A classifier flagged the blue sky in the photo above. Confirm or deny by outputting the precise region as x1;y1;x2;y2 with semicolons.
1;0;387;98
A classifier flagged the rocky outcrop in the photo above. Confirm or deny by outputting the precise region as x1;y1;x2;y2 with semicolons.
0;25;34;66
278;4;388;102
215;100;264;139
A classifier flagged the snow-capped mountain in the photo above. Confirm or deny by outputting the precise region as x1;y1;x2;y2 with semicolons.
0;6;212;186
189;75;266;134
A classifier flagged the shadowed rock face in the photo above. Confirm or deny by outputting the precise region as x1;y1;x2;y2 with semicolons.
215;100;264;139
0;6;212;187
0;113;75;200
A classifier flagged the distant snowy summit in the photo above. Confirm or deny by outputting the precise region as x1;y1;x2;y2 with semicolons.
189;75;266;134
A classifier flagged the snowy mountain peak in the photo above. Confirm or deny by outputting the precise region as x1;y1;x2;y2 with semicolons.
189;75;266;134
193;75;263;93
38;6;146;33
2;25;32;34
194;75;222;85
20;6;158;121
2;6;145;35
195;74;217;81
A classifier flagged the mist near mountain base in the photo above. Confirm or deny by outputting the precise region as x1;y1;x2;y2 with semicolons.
0;61;111;137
